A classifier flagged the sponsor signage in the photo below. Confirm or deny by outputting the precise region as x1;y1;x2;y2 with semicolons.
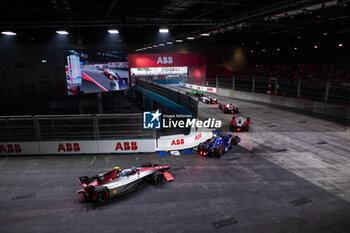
98;139;156;153
39;141;98;154
128;53;200;68
0;142;40;155
156;131;213;151
183;83;217;94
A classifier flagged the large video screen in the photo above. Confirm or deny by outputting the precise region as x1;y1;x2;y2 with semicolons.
64;50;129;95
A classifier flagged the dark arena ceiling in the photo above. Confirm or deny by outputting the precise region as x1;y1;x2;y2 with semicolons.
1;0;350;49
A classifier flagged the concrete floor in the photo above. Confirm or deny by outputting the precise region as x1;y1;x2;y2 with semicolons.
0;88;350;233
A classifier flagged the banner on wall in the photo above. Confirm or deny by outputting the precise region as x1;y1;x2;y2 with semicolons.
0;142;40;155
98;139;156;153
156;131;213;151
39;141;98;154
183;83;217;94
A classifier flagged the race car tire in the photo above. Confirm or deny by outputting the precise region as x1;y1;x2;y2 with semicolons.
231;136;239;145
93;189;108;203
211;148;217;157
142;162;153;167
217;147;224;158
218;104;222;109
152;172;165;185
244;125;249;132
224;109;228;114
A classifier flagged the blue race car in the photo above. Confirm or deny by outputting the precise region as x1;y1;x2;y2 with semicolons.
197;133;241;158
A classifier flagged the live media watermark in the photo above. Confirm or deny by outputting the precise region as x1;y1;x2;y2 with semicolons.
143;110;221;129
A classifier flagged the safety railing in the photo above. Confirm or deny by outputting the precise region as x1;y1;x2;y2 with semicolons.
187;75;350;105
0;113;154;142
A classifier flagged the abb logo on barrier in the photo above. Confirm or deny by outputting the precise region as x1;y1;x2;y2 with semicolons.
207;88;213;91
58;143;80;152
115;142;138;151
157;57;173;64
171;139;184;146
0;144;22;153
195;133;202;140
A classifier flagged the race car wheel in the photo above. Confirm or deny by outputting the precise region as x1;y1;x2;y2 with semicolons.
217;148;224;158
224;109;228;114
152;172;165;185
244;125;249;131
231;136;239;145
93;189;107;203
218;104;222;109
142;162;153;167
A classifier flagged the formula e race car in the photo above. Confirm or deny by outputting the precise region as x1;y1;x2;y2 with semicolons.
198;96;217;104
188;90;204;97
103;68;121;86
197;133;241;158
229;115;250;132
76;163;173;202
218;102;239;114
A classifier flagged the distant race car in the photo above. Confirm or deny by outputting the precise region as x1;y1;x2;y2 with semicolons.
229;115;250;132
188;90;203;97
218;102;239;114
76;163;173;203
197;133;241;158
198;96;217;104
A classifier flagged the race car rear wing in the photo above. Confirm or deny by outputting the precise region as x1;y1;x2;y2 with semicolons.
78;176;94;185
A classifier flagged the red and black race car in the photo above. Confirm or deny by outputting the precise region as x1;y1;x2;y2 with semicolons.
218;102;239;114
76;163;173;202
229;115;250;132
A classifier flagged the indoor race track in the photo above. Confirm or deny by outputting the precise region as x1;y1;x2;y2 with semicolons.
1;88;350;233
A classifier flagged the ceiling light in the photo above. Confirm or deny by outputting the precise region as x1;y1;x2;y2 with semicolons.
166;42;173;44
323;32;328;36
277;48;280;51
314;45;318;49
147;46;152;49
187;37;195;40
297;36;301;39
159;28;169;33
56;31;69;35
294;47;298;50
153;45;158;47
201;33;210;36
108;29;119;34
338;43;343;47
159;44;165;46
176;39;183;42
1;31;16;36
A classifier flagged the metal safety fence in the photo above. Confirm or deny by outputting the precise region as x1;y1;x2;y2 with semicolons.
187;75;350;105
0;113;154;142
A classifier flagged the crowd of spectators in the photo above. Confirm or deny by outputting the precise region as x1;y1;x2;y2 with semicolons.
234;63;350;85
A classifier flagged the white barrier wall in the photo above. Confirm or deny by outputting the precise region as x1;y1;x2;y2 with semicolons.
39;141;98;154
183;83;217;94
98;139;156;153
0;133;213;155
156;131;213;151
0;142;40;155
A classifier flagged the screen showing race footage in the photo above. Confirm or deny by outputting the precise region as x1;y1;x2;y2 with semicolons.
64;50;129;95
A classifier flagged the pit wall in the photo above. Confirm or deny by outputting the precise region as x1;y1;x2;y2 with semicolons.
218;88;350;120
0;132;212;156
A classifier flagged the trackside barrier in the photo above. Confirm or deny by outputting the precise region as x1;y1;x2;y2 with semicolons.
0;139;156;155
156;131;213;151
183;83;217;94
0;132;214;155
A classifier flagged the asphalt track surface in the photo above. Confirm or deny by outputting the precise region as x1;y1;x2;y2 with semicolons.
81;66;128;93
1;85;350;233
